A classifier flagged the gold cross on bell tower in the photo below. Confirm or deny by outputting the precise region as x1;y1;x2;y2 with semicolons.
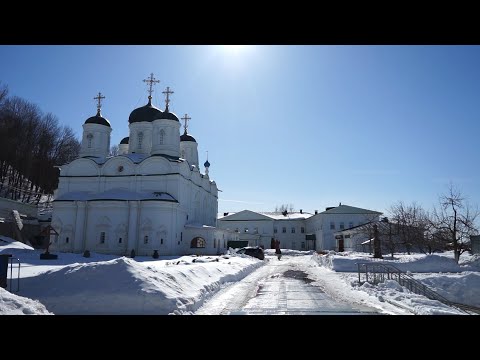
181;113;191;134
143;73;160;105
94;92;105;115
162;86;174;111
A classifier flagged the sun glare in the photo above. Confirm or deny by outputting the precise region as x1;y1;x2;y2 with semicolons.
222;45;247;54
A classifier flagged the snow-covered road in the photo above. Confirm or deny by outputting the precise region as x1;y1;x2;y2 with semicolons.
196;255;379;315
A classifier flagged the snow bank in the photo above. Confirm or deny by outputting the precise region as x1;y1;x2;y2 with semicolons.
19;255;264;314
416;272;480;307
264;249;315;257
354;280;464;315
0;288;52;315
313;251;470;273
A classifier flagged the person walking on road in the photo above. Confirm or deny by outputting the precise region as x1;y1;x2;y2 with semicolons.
275;239;282;260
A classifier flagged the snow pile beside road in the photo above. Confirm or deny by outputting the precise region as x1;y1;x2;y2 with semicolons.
313;251;471;273
415;272;480;307
19;255;264;314
0;288;52;315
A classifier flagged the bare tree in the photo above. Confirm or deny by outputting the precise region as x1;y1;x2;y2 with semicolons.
109;145;119;157
430;184;479;263
389;201;428;254
0;82;8;104
275;204;294;213
0;86;80;203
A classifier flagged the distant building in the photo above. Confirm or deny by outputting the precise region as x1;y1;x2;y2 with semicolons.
218;205;382;251
308;205;382;251
471;235;480;255
218;210;313;250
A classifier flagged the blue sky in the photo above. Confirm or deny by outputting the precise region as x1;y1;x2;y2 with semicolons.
0;45;479;215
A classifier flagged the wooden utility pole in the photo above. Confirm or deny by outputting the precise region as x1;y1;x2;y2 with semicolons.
373;224;383;259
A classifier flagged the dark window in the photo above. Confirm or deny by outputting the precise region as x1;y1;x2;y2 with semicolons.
191;237;206;248
87;133;93;148
349;222;354;228
274;227;277;233
301;227;305;234
118;237;122;244
144;235;149;244
159;129;165;145
291;227;295;233
282;227;286;233
330;222;335;230
340;222;345;230
100;232;106;244
161;238;163;245
65;237;69;244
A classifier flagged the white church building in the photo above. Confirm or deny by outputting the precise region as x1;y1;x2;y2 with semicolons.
51;74;238;256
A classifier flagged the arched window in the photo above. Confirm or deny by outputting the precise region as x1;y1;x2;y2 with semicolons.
144;235;149;244
159;129;165;145
87;133;93;148
138;132;144;150
190;237;206;248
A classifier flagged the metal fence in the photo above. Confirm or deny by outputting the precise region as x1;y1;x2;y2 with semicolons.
357;262;480;315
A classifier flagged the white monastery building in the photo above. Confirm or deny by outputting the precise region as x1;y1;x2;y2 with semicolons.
218;204;382;251
51;74;238;256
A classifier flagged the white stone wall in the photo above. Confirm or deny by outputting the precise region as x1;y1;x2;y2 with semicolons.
129;122;152;155
151;119;181;158
79;123;111;158
180;141;199;168
307;213;380;251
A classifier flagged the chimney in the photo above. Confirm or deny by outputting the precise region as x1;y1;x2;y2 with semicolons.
223;212;229;216
300;209;303;214
315;210;318;215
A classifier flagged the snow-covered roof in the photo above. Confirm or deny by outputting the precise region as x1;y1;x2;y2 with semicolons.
319;204;382;215
260;212;313;220
82;153;182;165
54;189;178;202
218;210;313;221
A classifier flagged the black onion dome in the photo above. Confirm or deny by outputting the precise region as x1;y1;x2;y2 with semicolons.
159;110;179;121
180;133;197;142
128;102;163;123
85;111;111;127
204;160;210;168
120;136;129;144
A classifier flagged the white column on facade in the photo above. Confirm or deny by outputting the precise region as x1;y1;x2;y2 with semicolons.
127;201;139;253
74;202;86;253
